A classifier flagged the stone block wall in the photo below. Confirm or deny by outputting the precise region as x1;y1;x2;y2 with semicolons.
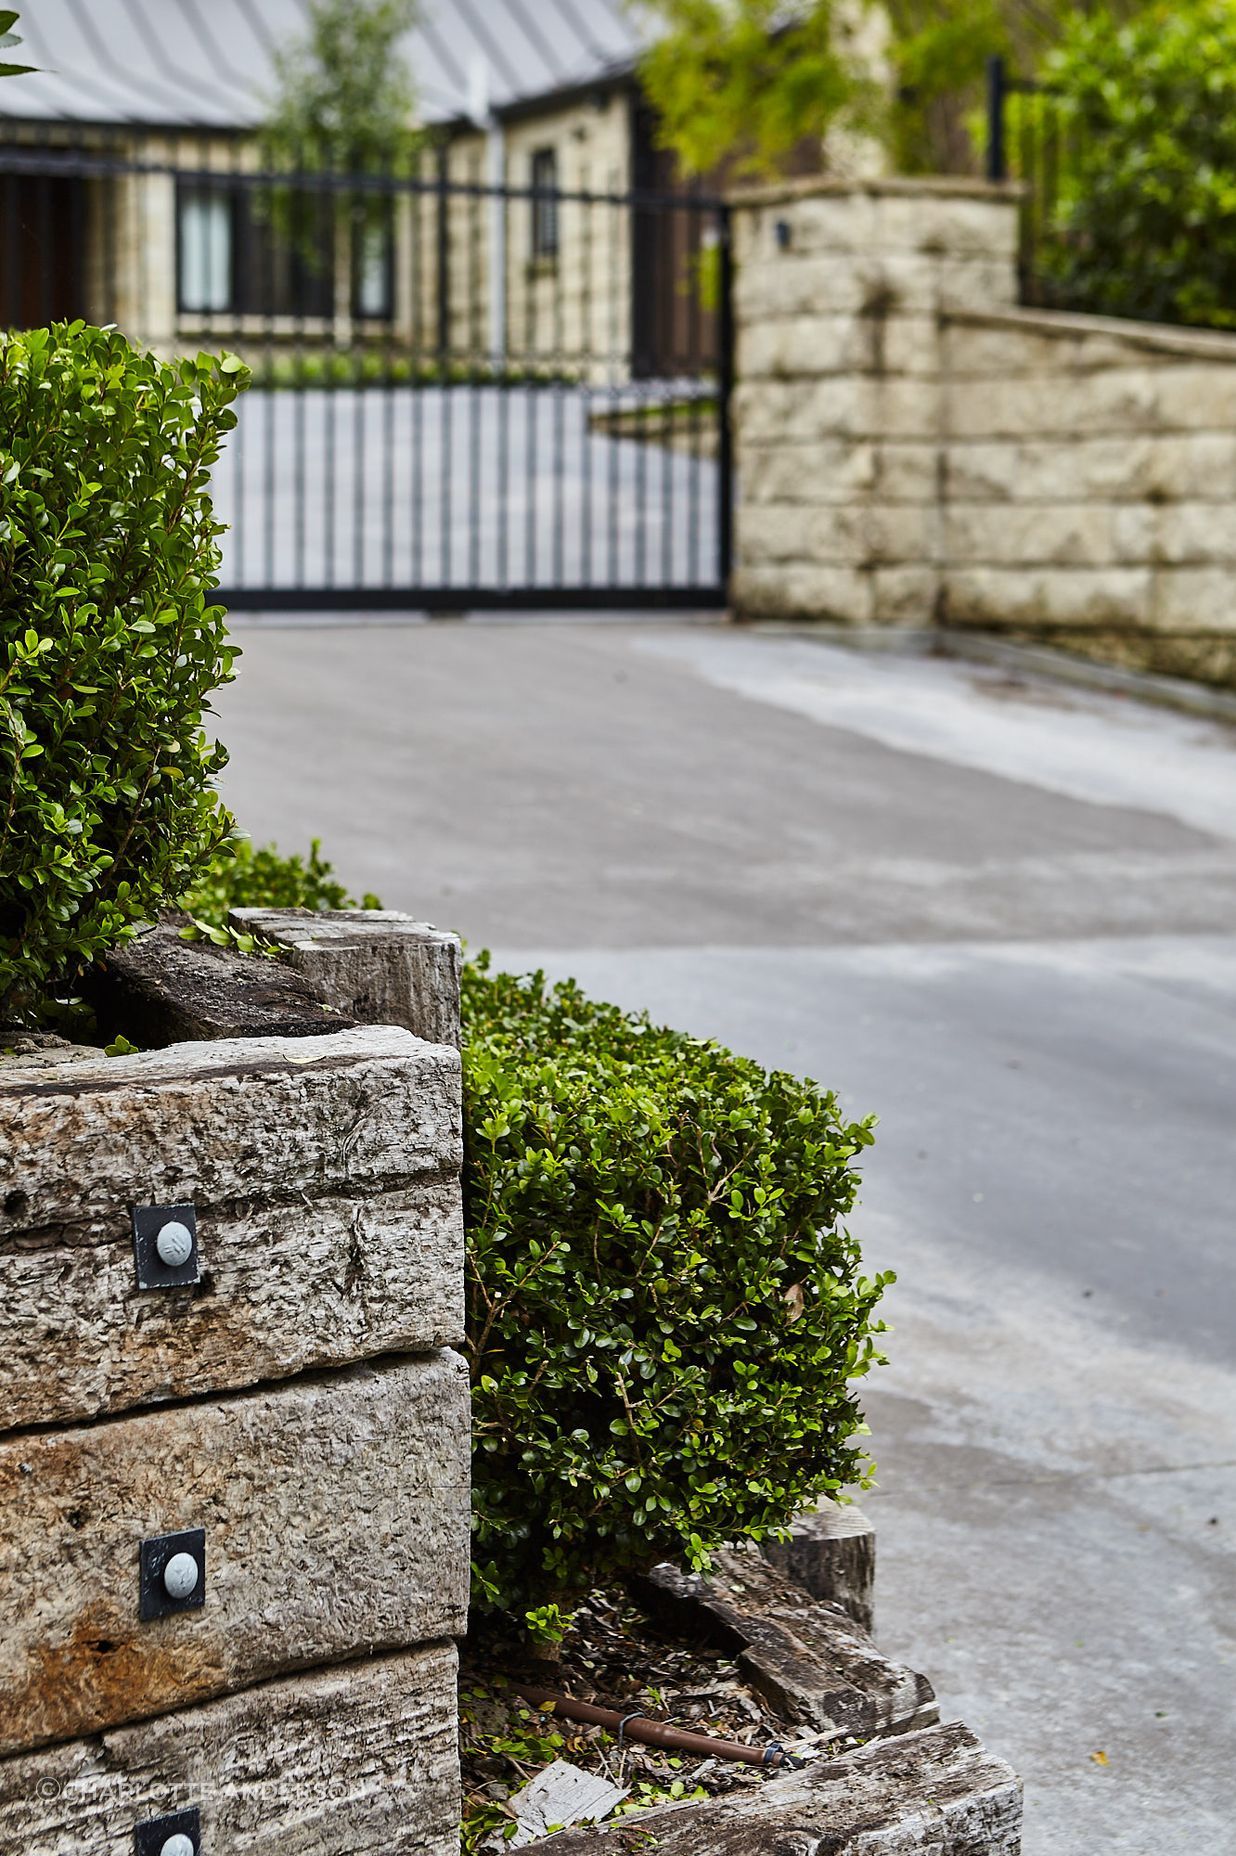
730;177;1236;687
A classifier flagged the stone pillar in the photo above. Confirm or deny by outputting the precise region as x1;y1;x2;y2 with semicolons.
727;177;1019;629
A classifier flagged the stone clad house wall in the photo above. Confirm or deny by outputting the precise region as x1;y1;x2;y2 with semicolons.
23;100;636;385
730;177;1236;687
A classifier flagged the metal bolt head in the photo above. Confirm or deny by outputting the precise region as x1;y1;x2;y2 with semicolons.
155;1220;194;1268
160;1837;195;1856
163;1551;200;1601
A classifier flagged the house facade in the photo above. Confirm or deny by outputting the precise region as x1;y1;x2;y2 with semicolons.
0;0;728;381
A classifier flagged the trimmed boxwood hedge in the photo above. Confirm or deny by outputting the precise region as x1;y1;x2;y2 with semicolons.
168;837;894;1622
0;323;247;1021
462;954;892;1616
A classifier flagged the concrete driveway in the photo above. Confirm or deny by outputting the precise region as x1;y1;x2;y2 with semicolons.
217;621;1236;1855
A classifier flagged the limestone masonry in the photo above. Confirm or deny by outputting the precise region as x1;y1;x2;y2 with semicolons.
730;177;1236;688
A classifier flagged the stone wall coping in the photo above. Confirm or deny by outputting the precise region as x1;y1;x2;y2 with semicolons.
728;174;1024;209
945;303;1236;364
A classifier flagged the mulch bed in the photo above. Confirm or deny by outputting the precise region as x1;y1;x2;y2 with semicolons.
461;1587;859;1845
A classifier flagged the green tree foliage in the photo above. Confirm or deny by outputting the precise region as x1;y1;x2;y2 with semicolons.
1038;1;1236;328
264;0;422;173
463;957;892;1615
884;0;1073;172
261;0;423;306
632;0;1148;179
633;0;882;178
0;325;247;1022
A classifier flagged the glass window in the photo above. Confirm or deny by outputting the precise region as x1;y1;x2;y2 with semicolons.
178;186;232;313
530;147;559;259
236;186;334;319
176;180;334;319
354;212;393;319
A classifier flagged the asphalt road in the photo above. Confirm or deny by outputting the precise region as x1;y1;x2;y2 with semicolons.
217;622;1236;1855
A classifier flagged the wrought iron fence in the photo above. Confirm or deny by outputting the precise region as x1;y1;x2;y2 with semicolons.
984;55;1076;311
0;122;732;611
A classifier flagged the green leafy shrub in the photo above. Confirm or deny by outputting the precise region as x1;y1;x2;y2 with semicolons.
1040;2;1236;328
463;956;891;1616
635;0;880;179
0;323;248;1021
180;834;381;922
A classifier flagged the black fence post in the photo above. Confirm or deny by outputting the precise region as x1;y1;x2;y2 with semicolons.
986;55;1008;184
715;204;735;597
435;139;450;362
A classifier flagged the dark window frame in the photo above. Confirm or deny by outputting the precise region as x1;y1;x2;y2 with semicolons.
530;146;560;260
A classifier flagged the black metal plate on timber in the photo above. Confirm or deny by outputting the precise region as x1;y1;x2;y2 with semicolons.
139;1527;206;1621
131;1202;200;1290
134;1806;201;1855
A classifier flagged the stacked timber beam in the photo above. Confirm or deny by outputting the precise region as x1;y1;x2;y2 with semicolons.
0;919;468;1856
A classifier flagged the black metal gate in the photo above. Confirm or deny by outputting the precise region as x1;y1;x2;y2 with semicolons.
0;128;732;613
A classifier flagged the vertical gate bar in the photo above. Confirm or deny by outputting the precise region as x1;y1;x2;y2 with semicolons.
497;179;510;588
552;179;565;589
580;182;594;587
436;140;450;361
525;172;538;585
633;201;647;589
715;202;734;596
410;149;424;588
607;188;620;587
265;137;280;590
381;159;396;589
323;154;337;590
468;151;482;588
660;198;674;588
986;55;1007;186
225;128;247;589
440;155;453;588
687;195;702;588
292;145;308;592
1018;87;1034;300
353;164;367;590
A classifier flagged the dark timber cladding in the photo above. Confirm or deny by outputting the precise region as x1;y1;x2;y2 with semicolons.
0;126;732;613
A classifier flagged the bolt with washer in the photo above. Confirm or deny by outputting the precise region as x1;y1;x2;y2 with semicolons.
162;1552;200;1601
155;1220;194;1268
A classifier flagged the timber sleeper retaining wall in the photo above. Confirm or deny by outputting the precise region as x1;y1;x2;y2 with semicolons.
0;915;469;1854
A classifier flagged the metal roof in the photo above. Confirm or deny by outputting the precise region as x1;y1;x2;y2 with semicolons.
1;0;644;129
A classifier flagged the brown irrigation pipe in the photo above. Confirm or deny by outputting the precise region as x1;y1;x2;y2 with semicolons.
515;1686;786;1769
